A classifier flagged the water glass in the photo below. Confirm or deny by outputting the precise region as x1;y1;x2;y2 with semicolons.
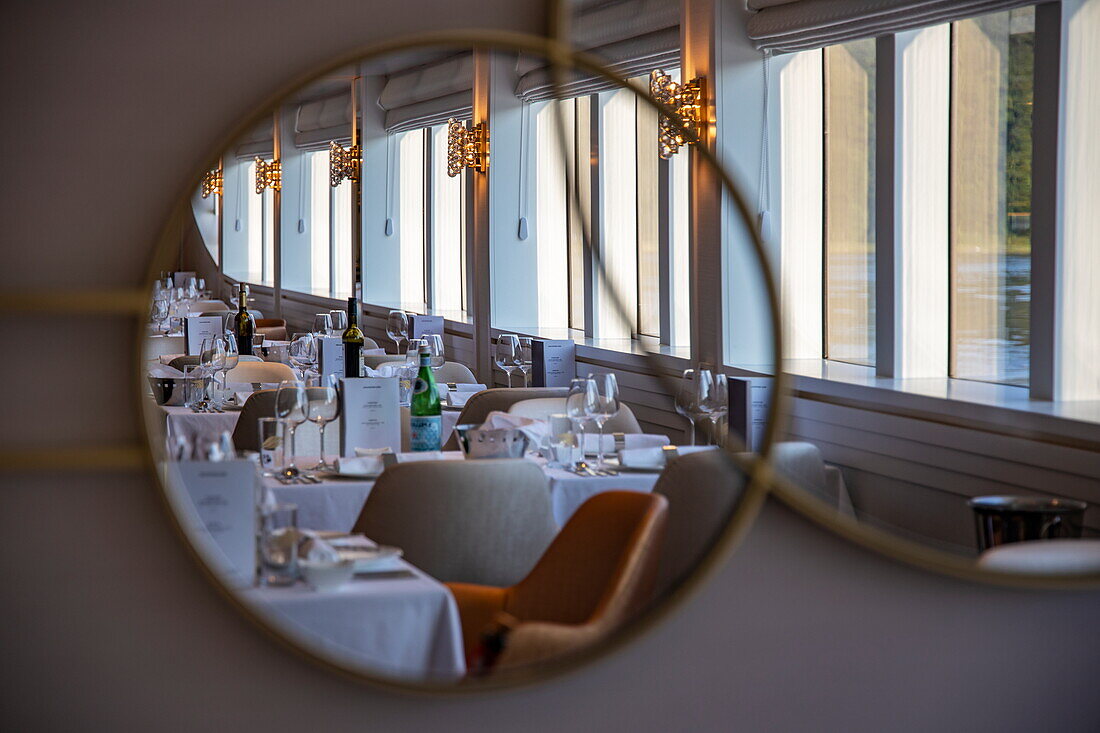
565;378;591;452
517;337;534;387
275;380;308;477
546;413;577;468
405;338;427;365
585;373;620;468
306;374;340;470
387;310;409;354
312;313;333;336
183;364;206;409
329;310;348;334
257;417;286;475
426;334;445;370
397;364;417;404
495;335;520;387
259;503;299;587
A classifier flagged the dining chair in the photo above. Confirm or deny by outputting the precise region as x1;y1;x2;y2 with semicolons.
508;397;643;433
446;491;668;671
225;360;296;384
363;354;400;370
351;459;557;587
254;318;288;341
443;388;570;450
230;388;340;456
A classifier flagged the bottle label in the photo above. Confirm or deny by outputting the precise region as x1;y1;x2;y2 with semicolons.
409;415;442;452
412;377;429;395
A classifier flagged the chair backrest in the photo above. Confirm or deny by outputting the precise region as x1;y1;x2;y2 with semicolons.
352;459;557;586
506;490;667;634
231;390;276;452
363;354;399;370
254;318;285;328
507;397;642;433
225;361;296;384
254;319;287;341
652;449;746;599
444;388;570;450
237;355;263;362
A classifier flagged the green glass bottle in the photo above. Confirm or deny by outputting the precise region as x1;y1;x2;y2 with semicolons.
342;297;364;378
232;282;255;356
409;345;442;452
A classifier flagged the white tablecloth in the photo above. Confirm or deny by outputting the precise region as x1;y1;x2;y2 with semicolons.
239;560;466;682
162;405;240;446
267;453;665;532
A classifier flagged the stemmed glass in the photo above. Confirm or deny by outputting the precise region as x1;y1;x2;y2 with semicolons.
329;310;348;335
565;378;590;462
150;298;169;334
219;334;240;407
675;368;713;446
405;338;427;365
387;310;409;354
517;337;534;387
306;374;340;470
495;335;520;387
275;380;308;479
584;373;620;469
289;333;317;379
702;372;729;447
426;334;445;371
312;313;333;336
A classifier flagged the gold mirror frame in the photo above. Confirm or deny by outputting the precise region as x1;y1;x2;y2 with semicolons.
124;26;1100;693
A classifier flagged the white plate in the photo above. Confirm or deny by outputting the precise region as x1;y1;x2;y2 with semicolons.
314;469;381;480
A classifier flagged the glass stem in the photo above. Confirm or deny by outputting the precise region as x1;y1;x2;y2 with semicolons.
596;420;606;467
688;417;696;446
318;422;326;466
287;425;297;470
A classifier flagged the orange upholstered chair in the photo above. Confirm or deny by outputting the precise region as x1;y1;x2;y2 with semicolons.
446;490;667;672
254;318;288;341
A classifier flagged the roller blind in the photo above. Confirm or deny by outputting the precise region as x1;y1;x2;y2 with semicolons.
294;91;358;150
515;0;680;103
233;119;274;159
747;0;1037;53
378;53;473;133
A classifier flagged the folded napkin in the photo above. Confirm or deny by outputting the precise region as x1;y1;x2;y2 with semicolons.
300;535;341;563
364;364;404;378
393;450;464;463
148;365;185;379
617;446;679;470
481;411;549;446
334;455;386;476
583;433;670;453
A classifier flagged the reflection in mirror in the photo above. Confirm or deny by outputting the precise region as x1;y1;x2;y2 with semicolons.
141;0;1100;690
142;22;782;685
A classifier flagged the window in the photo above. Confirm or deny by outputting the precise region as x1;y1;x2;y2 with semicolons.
950;6;1034;386
397;128;426;311
533;99;572;329
428;123;467;315
824;39;876;366
240;159;275;286
306;149;353;300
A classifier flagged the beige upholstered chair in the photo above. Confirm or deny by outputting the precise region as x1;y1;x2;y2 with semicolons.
651;449;746;600
508;397;643;433
363;353;400;370
254;318;288;341
442;388;570;450
351;459;557;587
225;360;296;384
169;354;259;372
447;491;668;671
365;358;477;385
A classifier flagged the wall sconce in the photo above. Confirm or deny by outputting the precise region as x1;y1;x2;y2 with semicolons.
447;118;490;177
650;69;707;160
254;157;282;193
200;166;223;198
329;140;361;186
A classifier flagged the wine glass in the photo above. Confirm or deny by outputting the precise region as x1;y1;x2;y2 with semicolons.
306;374;340;470
517;337;534;387
495;335;520;387
312;313;333;336
703;372;729;447
219;334;240;407
584;373;620;469
405;338;427;365
275;380;308;479
329;310;348;334
426;334;445;371
386;310;409;354
675;369;712;446
150;299;169;334
565;378;591;463
288;333;316;379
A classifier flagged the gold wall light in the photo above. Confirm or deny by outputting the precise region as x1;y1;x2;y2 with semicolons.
254;157;282;193
447;117;490;176
200;166;223;198
650;69;707;160
329;141;361;186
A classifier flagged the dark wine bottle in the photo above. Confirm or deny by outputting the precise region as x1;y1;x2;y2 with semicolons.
232;282;255;356
342;297;364;378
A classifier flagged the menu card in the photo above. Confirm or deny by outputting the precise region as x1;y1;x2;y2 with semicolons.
339;377;401;456
532;339;576;387
409;314;444;340
168;459;258;589
316;335;345;377
184;315;223;355
728;377;773;453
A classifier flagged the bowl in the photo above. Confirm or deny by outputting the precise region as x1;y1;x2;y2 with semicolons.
298;558;356;592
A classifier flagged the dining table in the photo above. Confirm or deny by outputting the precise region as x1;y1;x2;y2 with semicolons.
239;556;466;681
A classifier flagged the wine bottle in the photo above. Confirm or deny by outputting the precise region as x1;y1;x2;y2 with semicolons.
342;296;364;378
409;344;442;452
232;282;255;356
